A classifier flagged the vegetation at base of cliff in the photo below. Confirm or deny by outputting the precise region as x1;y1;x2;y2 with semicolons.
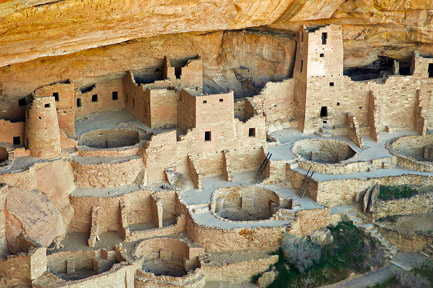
378;185;419;200
269;221;385;288
369;261;433;288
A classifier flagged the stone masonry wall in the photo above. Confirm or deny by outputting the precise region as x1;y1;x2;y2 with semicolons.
373;192;433;219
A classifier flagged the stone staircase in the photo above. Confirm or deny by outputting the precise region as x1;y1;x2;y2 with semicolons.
275;208;296;221
421;242;433;258
343;211;397;260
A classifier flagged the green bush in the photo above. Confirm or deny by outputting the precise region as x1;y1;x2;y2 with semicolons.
378;185;419;200
281;235;322;273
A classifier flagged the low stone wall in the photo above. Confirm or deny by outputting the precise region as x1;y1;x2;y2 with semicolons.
289;208;332;236
70;156;145;188
297;159;369;175
135;269;206;288
373;192;433;219
77;146;140;158
388;135;433;172
375;224;433;252
200;254;278;283
185;214;286;252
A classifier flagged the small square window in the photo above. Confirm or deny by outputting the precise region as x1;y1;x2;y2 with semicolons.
112;91;118;100
53;92;59;101
205;131;211;141
38;116;41;120
249;128;256;137
77;98;81;107
337;102;340;106
18;98;27;107
329;82;334;87
13;136;20;146
45;104;50;108
203;100;207;104
320;53;324;57
359;106;362;109
219;99;223;102
92;94;98;102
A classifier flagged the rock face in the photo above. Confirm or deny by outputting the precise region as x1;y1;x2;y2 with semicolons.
5;187;66;253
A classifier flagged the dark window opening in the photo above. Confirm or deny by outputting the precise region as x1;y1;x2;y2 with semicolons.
133;98;135;108
38;116;41;120
13;136;20;146
337;102;340;106
219;99;223;102
18;98;27;107
249;128;256;137
321;32;327;45
320;106;328;118
92;94;98;102
359;106;362;109
112;91;118;100
329;82;334;87
203;100;207;104
205;131;211;142
429;64;433;78
301;33;303;42
300;60;303;72
53;92;59;101
175;67;181;79
45;104;50;108
320;53;324;58
77;98;81;107
399;62;411;75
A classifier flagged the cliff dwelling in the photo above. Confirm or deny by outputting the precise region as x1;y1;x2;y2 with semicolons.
0;1;433;287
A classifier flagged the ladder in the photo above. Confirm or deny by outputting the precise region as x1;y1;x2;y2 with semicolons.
298;167;314;198
256;152;272;183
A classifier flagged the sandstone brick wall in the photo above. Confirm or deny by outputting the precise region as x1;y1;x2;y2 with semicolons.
75;78;125;120
25;96;62;159
201;254;278;283
375;224;432;252
346;113;364;148
70;157;144;188
123;72;147;123
373;192;433;219
289;208;331;236
147;88;179;128
0;119;24;147
135;268;205;288
34;83;76;137
185;214;285;252
0;166;38;191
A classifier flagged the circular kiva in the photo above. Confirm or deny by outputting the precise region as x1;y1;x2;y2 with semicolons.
79;129;139;149
211;186;281;221
292;138;356;164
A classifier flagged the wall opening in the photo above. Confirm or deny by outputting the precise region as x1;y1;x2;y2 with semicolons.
77;98;81;107
0;147;8;163
320;53;324;58
219;99;223;102
205;131;211;142
249;128;256;137
321;32;327;45
92;94;98;102
175;67;181;79
13;136;20;146
53;92;59;101
112;91;118;100
18;98;27;106
329;82;334;87
203;100;207;104
320;106;328;118
45;103;50;108
428;64;433;78
133;98;135;108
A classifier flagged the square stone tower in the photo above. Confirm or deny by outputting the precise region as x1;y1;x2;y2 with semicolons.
294;25;344;133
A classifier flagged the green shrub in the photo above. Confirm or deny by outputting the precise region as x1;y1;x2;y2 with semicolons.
281;235;322;273
395;270;430;288
378;185;419;200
